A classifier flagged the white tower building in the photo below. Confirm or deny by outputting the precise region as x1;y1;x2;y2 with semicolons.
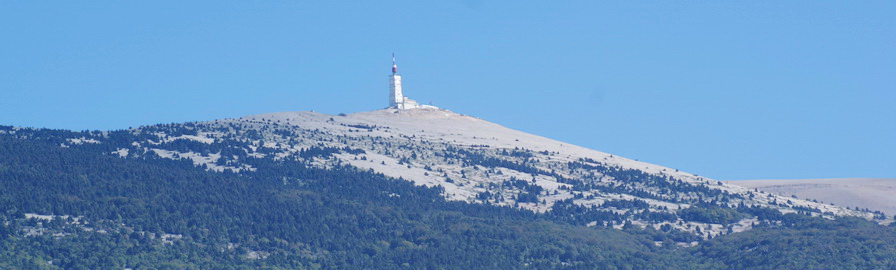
389;54;404;108
388;54;419;109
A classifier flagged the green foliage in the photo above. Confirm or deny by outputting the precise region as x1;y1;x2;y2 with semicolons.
681;217;896;269
678;206;747;225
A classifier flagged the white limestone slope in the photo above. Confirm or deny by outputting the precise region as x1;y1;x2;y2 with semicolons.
226;108;870;218
241;108;699;200
249;108;697;181
727;178;896;216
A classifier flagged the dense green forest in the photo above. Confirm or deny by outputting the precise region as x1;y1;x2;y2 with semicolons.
1;126;895;269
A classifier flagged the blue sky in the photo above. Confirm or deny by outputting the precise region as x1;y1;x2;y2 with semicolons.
1;1;893;180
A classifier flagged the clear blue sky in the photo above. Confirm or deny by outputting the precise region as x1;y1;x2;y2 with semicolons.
1;2;893;180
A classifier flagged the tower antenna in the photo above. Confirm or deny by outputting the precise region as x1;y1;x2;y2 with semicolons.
392;53;397;74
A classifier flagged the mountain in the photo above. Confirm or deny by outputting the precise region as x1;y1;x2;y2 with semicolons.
140;108;879;229
1;107;895;269
727;178;896;216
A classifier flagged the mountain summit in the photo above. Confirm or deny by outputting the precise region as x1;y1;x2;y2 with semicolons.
107;107;880;238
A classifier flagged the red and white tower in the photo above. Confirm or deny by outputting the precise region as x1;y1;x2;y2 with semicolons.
388;53;404;108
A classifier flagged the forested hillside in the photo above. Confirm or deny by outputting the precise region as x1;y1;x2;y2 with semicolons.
1;126;895;269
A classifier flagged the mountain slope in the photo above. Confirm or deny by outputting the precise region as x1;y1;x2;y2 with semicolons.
727;178;896;216
0;129;672;269
2;110;896;269
112;108;877;237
